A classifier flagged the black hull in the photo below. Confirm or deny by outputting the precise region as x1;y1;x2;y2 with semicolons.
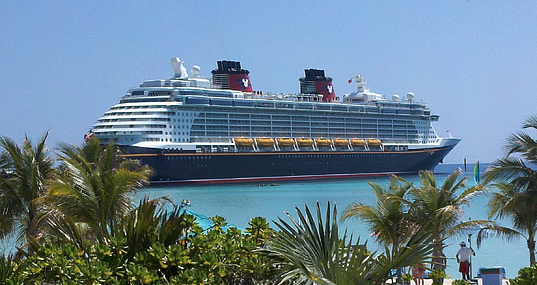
122;145;455;184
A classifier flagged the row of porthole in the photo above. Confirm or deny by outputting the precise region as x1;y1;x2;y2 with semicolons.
166;164;209;168
277;153;398;159
166;156;212;160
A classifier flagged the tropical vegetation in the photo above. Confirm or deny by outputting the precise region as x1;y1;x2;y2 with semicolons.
450;280;468;285
3;113;537;284
480;114;537;265
407;169;489;280
45;137;153;247
87;217;272;283
0;214;277;284
0;135;279;283
266;201;437;285
509;262;537;285
342;170;489;284
0;132;55;256
341;176;415;283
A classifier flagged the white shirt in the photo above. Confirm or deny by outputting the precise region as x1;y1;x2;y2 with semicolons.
457;246;474;262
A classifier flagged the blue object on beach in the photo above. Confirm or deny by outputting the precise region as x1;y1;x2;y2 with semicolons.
477;267;506;278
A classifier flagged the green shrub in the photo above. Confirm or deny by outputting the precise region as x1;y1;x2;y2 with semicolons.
7;215;278;284
402;272;413;281
0;253;21;285
510;262;537;285
429;269;449;285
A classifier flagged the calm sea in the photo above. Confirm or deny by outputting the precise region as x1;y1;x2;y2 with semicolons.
138;163;528;279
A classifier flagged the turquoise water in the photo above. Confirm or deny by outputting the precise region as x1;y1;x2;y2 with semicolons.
138;164;529;279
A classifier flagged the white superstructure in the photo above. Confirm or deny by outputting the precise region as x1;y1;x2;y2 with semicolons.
91;58;458;154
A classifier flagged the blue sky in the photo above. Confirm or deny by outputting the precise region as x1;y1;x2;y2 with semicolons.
1;1;536;164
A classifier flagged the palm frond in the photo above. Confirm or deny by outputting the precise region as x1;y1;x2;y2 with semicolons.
522;115;537;129
447;220;498;239
506;132;537;162
483;115;537;265
484;157;537;186
266;201;436;285
476;224;523;247
47;137;152;244
46;211;88;249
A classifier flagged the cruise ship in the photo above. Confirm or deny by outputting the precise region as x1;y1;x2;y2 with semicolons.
90;57;459;183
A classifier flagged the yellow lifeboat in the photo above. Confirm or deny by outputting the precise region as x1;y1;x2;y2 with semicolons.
315;138;332;147
234;138;255;147
333;138;350;147
296;138;314;147
277;138;295;147
350;139;366;147
256;137;275;147
367;139;382;147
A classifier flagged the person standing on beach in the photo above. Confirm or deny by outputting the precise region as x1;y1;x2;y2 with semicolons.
456;241;475;280
412;263;426;285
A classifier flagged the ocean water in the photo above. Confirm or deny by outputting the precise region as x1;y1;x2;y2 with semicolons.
138;163;529;279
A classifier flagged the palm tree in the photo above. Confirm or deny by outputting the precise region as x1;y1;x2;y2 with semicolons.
115;196;194;258
477;181;537;265
480;115;537;265
408;170;488;282
341;176;415;283
46;137;152;244
265;201;436;285
0;133;55;255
